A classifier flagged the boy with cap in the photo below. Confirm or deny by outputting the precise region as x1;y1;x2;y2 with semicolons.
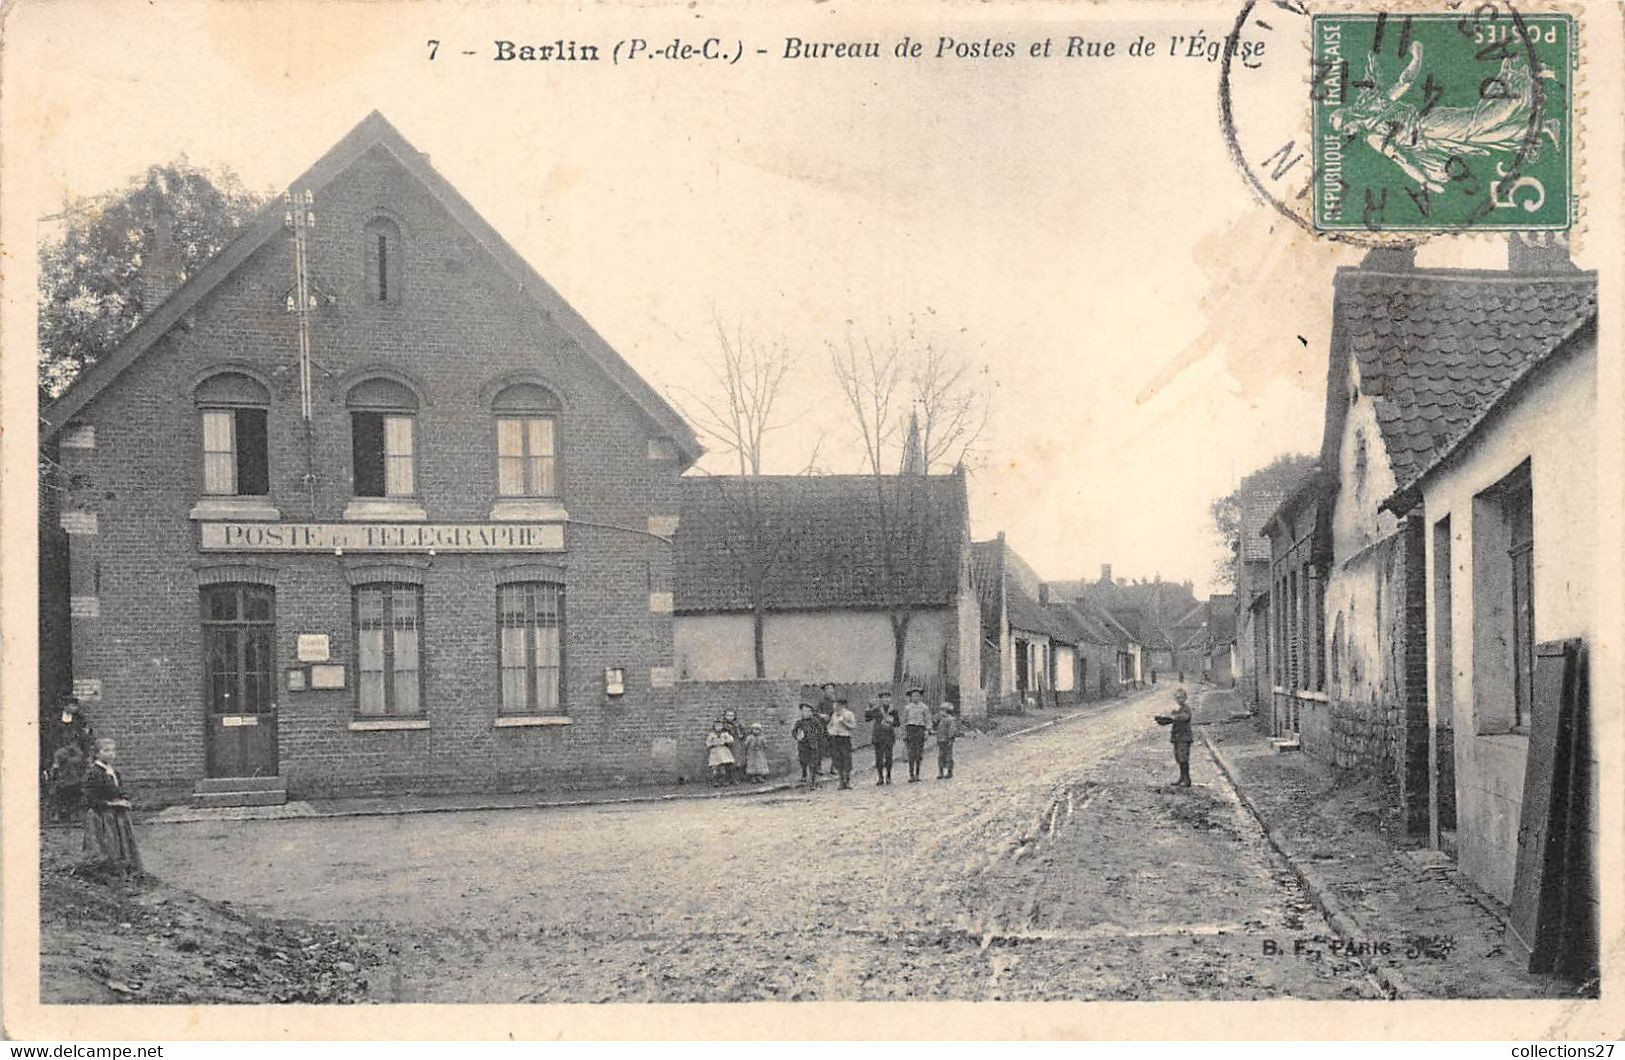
901;686;932;782
1154;688;1195;787
865;690;899;785
826;697;857;789
791;703;822;787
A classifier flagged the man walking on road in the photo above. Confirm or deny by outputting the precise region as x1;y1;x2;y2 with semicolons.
1154;688;1194;787
826;697;857;789
901;686;932;782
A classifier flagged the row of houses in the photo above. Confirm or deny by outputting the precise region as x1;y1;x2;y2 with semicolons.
1223;240;1597;970
38;111;1164;808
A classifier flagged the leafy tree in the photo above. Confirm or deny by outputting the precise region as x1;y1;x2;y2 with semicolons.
1210;452;1317;591
38;159;266;402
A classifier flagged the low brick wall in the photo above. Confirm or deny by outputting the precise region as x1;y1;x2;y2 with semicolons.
666;679;803;782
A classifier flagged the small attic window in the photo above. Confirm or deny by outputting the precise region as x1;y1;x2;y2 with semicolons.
1353;430;1369;495
364;217;403;303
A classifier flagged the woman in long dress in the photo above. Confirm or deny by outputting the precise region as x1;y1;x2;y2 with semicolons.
82;738;143;876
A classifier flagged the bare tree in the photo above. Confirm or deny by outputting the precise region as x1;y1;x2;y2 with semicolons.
830;320;989;690
671;316;814;678
910;333;992;473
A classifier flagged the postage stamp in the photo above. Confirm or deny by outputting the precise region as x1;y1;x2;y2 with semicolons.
1310;11;1574;232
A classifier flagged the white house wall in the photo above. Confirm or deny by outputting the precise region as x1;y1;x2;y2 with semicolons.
956;564;986;715
1422;338;1596;906
675;608;954;684
1054;644;1077;691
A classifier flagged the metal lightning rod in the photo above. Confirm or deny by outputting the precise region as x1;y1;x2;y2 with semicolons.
286;190;318;513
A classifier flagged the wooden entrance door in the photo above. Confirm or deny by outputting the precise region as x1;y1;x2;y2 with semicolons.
202;584;279;778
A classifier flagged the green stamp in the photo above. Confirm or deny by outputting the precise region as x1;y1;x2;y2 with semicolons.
1311;11;1574;232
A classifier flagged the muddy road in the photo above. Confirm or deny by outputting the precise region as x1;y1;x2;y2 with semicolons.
131;687;1379;1002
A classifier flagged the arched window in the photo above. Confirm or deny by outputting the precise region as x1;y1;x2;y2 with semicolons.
347;377;419;498
492;383;561;498
363;217;403;303
195;372;271;496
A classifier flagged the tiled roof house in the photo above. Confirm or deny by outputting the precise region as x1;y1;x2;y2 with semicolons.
672;471;983;713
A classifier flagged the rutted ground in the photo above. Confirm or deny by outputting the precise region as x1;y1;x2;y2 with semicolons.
49;686;1381;1003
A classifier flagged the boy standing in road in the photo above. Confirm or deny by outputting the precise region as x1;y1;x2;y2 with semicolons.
1154;688;1194;787
901;686;932;782
826;697;857;790
865;690;899;785
791;703;821;787
934;703;960;780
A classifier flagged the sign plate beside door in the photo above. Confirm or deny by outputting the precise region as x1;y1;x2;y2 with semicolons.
297;634;331;663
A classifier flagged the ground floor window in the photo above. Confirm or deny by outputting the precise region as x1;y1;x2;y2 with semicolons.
202;584;275;714
499;582;563;714
355;584;422;716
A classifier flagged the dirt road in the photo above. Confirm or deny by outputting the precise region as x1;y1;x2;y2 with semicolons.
133;686;1380;1002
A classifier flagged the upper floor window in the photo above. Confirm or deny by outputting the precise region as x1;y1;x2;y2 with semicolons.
493;383;561;498
364;217;403;303
348;377;419;498
195;372;270;497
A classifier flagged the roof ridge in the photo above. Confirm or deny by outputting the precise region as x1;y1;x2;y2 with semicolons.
42;111;702;463
1339;267;1599;284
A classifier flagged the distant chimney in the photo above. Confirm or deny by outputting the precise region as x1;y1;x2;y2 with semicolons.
139;202;183;314
1039;584;1050;606
1507;232;1577;274
1100;563;1112;584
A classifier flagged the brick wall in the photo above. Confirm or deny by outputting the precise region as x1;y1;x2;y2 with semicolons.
1322;519;1430;834
38;439;74;765
665;678;804;780
53;143;696;800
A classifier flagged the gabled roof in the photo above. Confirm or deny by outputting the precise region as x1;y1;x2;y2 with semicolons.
674;473;967;614
41;111;702;464
971;538;1006;634
1324;264;1596;501
1053;597;1127;648
1386;313;1597;513
1110;606;1152;647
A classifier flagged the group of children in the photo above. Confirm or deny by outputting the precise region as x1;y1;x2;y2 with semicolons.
705;709;773;786
787;684;961;790
41;693;144;877
702;684;965;791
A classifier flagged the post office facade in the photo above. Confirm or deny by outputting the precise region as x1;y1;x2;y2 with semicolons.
42;113;703;801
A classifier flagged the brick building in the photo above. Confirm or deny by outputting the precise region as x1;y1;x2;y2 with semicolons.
39;112;716;803
1256;242;1598;860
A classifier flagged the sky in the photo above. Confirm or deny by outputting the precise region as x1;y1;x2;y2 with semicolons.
4;0;1526;593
